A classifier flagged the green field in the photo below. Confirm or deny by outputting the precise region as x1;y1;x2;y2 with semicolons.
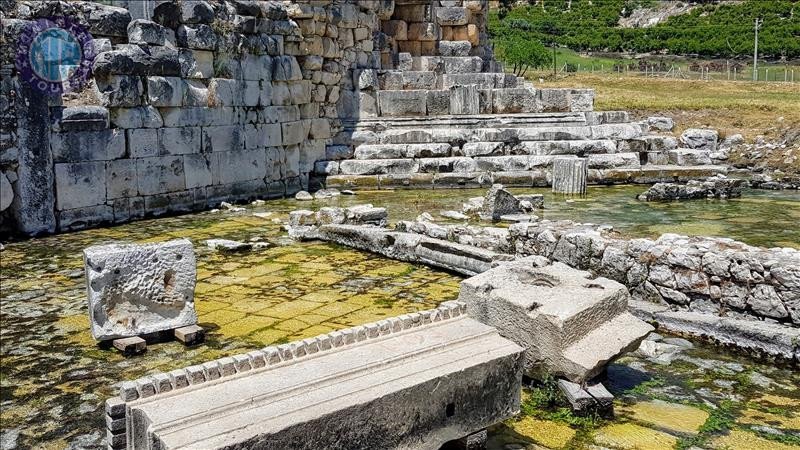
530;48;800;83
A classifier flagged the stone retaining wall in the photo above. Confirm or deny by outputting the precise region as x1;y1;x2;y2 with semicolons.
402;219;800;326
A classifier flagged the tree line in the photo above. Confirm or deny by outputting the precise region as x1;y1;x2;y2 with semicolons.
490;0;800;62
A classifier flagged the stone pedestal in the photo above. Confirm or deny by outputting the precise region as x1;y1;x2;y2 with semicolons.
552;157;587;195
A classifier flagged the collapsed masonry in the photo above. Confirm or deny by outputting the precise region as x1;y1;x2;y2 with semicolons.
288;207;654;381
288;204;800;362
637;175;745;201
106;302;525;450
1;0;724;235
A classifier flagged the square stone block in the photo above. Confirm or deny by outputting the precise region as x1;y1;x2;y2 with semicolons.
84;239;197;341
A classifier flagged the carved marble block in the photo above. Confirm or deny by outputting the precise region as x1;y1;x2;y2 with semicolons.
84;238;197;341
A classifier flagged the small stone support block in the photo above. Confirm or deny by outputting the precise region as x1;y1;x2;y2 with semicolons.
174;324;205;345
453;429;488;449
112;336;147;356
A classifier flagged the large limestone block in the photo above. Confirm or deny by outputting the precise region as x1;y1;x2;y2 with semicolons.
459;257;653;382
112;303;523;450
481;184;521;221
436;7;469;26
378;90;428;116
84;239;197;341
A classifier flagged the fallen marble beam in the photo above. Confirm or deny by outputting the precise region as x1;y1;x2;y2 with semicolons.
298;222;514;276
108;302;524;450
83;238;198;341
459;257;653;383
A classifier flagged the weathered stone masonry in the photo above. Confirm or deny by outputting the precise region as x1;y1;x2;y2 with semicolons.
0;0;482;234
1;0;725;235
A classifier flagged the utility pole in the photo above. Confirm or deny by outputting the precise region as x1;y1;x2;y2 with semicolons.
552;43;556;76
753;18;761;81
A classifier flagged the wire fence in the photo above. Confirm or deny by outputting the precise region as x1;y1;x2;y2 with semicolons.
551;62;798;82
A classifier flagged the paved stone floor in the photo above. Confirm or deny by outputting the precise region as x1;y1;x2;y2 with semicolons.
1;188;799;449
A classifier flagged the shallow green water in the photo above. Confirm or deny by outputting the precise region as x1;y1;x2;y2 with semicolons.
0;186;798;449
354;185;800;249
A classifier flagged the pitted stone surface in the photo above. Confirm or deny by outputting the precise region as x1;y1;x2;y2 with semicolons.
459;257;653;382
83;238;197;341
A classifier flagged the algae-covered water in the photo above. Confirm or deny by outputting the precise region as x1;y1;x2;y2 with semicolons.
0;186;798;449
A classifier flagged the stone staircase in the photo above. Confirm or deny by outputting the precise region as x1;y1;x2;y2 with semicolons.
317;114;725;190
317;51;724;190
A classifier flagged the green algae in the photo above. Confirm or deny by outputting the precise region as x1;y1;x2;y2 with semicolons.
1;186;799;448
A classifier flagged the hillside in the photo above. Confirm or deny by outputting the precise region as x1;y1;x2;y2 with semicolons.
490;0;800;60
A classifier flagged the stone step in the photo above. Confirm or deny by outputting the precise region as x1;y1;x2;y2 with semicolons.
352;140;619;160
413;55;485;73
442;72;521;89
319;165;728;190
374;86;596;117
668;149;713;166
562;312;653;380
329;154;643;176
362;123;644;145
347;112;591;131
376;71;524;92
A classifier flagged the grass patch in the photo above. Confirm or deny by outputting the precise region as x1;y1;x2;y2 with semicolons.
531;72;800;139
520;377;604;430
624;376;665;396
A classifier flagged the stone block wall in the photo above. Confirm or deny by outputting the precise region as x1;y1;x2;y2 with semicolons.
381;0;489;62
0;0;408;234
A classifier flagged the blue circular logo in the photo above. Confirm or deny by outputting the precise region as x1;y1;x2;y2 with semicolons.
15;17;96;96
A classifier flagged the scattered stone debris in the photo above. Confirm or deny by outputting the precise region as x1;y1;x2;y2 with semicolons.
750;173;800;190
462;185;543;221
440;210;469;220
295;191;314;201
499;214;537;223
83;239;198;341
205;239;253;252
681;128;719;151
313;188;341;199
516;194;545;210
287;204;388;237
637;176;745;201
647;116;674;132
557;379;614;415
252;212;273;220
482;184;522;220
219;202;245;212
341;190;356;195
251;200;266;206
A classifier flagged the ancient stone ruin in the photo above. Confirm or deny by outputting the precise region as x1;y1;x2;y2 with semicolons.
0;0;726;236
2;1;798;449
107;302;524;450
637;175;745;201
459;257;653;383
289;204;800;362
83;238;198;341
